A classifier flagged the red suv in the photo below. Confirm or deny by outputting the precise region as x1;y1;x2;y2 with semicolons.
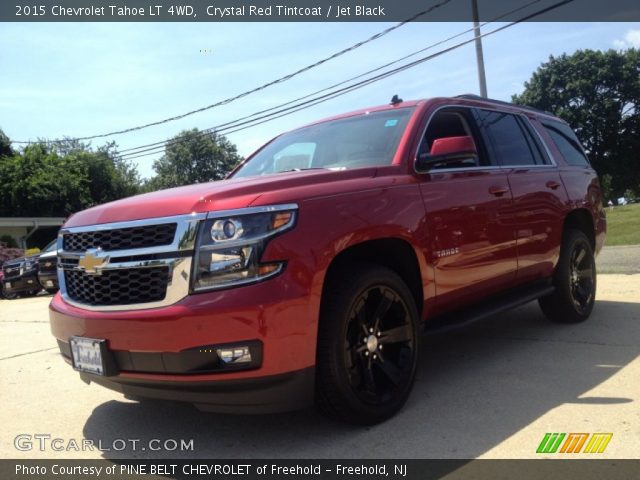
50;95;606;424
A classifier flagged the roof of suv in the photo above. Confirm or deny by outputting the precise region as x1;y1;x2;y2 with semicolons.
303;95;566;129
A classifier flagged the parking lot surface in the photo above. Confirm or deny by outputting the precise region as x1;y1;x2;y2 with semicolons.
1;274;638;460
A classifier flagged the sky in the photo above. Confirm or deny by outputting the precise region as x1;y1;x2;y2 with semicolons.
1;18;639;178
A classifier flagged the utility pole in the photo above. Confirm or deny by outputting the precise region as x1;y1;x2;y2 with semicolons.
472;0;488;98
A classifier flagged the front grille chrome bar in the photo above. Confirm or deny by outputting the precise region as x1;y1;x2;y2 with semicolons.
57;212;206;311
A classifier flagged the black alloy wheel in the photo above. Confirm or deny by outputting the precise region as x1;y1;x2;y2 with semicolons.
316;264;419;424
568;241;595;315
344;285;416;405
539;229;596;323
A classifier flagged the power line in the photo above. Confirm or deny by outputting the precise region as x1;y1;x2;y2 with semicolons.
120;0;561;161
118;0;546;158
13;0;454;145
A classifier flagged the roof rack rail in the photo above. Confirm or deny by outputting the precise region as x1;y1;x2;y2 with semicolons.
455;94;554;116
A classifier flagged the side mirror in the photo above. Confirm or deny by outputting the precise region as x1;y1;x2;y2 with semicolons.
416;135;478;172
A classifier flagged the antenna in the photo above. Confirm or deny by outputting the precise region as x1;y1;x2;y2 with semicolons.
390;95;403;105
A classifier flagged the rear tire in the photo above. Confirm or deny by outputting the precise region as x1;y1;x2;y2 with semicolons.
316;264;419;425
539;229;596;323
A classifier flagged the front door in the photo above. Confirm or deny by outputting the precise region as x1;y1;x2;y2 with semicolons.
417;107;517;312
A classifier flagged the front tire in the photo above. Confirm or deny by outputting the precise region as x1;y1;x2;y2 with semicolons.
2;288;17;300
539;229;596;323
316;264;419;425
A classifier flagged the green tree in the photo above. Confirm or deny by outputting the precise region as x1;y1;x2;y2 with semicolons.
0;136;141;217
151;129;242;189
0;235;18;248
512;49;640;198
0;129;12;157
600;173;613;202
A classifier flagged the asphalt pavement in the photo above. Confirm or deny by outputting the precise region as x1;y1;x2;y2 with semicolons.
597;245;640;274
1;270;638;460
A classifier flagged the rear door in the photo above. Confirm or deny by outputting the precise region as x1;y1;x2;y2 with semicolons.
417;107;517;312
474;109;568;283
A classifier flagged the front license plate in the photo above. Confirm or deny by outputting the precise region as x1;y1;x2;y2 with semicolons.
45;280;54;287
5;282;10;289
70;336;106;375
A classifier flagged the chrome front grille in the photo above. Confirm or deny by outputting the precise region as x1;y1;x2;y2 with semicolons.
63;223;177;252
64;267;170;306
2;263;22;279
57;213;205;311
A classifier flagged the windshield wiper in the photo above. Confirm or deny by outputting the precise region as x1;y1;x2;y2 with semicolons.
277;167;327;173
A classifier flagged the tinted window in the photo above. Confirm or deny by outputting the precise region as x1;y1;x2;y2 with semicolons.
542;120;590;167
420;110;482;169
476;110;539;166
519;118;550;165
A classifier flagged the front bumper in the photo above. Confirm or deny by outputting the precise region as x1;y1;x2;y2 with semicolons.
38;271;59;290
49;270;320;413
81;366;314;414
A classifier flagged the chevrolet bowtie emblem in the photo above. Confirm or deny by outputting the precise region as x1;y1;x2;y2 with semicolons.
78;249;109;274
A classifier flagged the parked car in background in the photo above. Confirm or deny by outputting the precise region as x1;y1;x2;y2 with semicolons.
1;254;40;299
37;240;59;294
1;242;25;299
1;240;57;299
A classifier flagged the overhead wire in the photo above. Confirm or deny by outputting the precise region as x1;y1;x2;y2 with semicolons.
12;0;454;144
120;0;571;161
117;0;548;158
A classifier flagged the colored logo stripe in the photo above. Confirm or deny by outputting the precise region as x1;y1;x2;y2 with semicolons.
560;433;589;453
537;433;613;454
536;433;566;453
583;433;613;453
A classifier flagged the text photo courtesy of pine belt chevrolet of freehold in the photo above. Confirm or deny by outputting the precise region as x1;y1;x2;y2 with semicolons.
49;94;605;425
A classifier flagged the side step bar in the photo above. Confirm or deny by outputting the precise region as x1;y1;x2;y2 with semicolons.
424;281;555;335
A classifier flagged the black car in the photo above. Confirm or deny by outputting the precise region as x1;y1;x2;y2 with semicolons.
1;240;57;299
37;241;59;293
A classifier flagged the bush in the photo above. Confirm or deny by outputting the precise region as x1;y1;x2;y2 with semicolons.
0;235;18;248
0;242;24;266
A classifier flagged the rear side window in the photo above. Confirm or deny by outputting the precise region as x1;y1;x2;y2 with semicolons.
474;110;545;166
541;120;590;167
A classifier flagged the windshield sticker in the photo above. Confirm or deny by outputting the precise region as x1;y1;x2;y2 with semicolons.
384;119;398;127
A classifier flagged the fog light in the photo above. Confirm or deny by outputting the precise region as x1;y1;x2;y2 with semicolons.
217;346;252;364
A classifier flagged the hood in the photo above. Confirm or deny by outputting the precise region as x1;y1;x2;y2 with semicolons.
64;168;379;228
3;253;39;266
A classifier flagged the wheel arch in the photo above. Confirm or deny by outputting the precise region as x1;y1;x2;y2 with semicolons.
321;238;424;319
563;208;596;251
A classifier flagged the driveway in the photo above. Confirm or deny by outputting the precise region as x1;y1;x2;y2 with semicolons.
1;274;638;460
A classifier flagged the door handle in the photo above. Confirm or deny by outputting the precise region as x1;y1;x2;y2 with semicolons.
546;180;561;190
489;186;509;197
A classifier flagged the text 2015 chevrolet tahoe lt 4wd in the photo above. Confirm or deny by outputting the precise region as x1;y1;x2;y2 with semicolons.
50;95;606;424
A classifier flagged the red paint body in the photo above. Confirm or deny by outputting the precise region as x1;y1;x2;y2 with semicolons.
49;96;606;409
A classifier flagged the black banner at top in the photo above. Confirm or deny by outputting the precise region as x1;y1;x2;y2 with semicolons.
3;0;640;22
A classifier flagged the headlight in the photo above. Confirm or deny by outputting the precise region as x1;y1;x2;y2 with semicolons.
24;260;37;271
192;204;297;292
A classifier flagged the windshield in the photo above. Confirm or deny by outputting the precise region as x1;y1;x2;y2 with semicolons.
233;107;415;178
43;240;57;253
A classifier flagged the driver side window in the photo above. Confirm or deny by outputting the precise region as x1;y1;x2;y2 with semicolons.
419;110;481;169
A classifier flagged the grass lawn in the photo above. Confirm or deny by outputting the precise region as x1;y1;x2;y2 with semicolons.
605;203;640;246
